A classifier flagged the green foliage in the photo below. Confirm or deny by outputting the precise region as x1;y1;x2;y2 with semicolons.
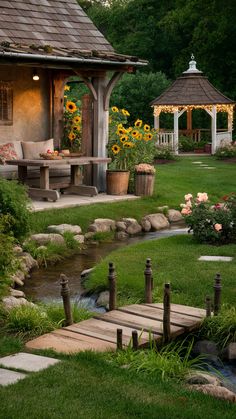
199;306;236;348
0;335;23;356
44;303;93;326
179;136;195;152
215;143;236;159
0;215;17;298
154;146;176;160
63;231;80;250
108;339;205;381
0;178;30;241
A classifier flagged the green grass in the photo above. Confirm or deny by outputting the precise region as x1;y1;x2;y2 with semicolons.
86;234;236;308
0;352;236;419
28;156;236;234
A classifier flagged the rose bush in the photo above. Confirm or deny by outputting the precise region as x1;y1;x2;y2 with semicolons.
180;192;236;244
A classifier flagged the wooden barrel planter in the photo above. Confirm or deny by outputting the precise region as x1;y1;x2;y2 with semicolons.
106;170;130;195
135;172;155;196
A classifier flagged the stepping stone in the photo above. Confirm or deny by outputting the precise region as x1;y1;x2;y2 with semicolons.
0;352;60;372
0;368;27;386
203;167;216;169
192;161;202;164
198;256;233;262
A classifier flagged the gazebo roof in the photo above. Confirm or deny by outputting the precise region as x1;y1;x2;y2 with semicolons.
151;57;234;107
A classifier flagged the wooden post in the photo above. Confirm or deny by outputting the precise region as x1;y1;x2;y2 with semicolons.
214;273;222;316
60;273;73;326
163;283;171;343
205;296;211;317
81;94;93;186
108;262;117;311
144;258;152;303
117;328;123;350
132;330;138;350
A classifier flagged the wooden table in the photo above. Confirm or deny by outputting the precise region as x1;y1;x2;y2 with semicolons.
6;157;111;201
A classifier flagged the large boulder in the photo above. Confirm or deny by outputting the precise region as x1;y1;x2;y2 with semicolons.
121;218;142;235
185;372;221;386
189;384;236;403
74;235;85;244
47;224;82;235
116;221;127;232
167;209;183;223
2;296;35;310
88;218;116;233
19;252;38;271
29;234;65;246
9;288;26;298
11;270;25;287
141;213;169;231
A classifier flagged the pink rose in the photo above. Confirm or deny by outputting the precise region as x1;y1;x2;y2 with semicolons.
181;207;192;215
185;193;193;202
214;223;222;232
185;200;192;208
196;192;208;203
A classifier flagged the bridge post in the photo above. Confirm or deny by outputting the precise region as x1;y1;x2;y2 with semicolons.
214;273;222;316
205;296;212;317
117;328;123;350
60;274;73;326
132;330;139;350
163;283;171;343
108;262;117;311
144;258;153;303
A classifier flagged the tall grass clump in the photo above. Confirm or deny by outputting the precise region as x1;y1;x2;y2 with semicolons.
44;303;93;326
198;306;236;348
107;339;205;381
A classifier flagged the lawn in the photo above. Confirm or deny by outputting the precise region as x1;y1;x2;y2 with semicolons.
29;156;236;233
0;352;236;419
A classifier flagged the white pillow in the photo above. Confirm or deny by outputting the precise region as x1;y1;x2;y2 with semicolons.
22;139;54;159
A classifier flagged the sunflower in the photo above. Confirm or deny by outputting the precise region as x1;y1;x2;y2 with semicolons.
144;133;153;141
117;123;123;129
73;115;81;124
68;132;76;141
66;101;77;113
72;125;81;132
120;135;128;143
64;85;70;91
123;142;134;148
131;130;139;138
137;133;143;140
117;128;126;135
144;124;150;132
112;106;119;112
112;144;121;154
134;119;142;128
122;109;130;116
127;127;133;132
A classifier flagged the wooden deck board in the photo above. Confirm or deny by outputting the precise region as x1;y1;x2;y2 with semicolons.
26;303;206;353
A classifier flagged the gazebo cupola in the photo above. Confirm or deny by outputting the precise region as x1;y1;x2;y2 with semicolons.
150;55;235;154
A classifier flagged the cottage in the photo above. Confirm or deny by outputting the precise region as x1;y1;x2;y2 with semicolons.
0;0;146;190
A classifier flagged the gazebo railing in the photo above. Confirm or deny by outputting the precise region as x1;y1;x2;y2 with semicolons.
156;131;175;148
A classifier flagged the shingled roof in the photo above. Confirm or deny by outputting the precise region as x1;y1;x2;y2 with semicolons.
0;0;146;67
151;58;234;106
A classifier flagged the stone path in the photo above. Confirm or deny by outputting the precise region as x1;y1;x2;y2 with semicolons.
199;256;233;262
0;352;59;386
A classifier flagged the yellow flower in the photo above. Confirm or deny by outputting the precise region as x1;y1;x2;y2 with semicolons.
64;95;67;99
123;142;134;148
112;144;121;154
131;130;139;138
143;133;153;141
135;119;142;128
112;106;119;112
127;127;132;132
73;115;81;124
117;128;126;135
64;85;70;91
72;125;81;132
66;101;77;113
117;123;123;129
120;135;128;143
144;124;150;132
122;109;130;116
137;133;143;140
68;132;76;141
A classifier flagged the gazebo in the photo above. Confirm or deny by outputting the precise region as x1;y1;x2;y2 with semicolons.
150;56;235;154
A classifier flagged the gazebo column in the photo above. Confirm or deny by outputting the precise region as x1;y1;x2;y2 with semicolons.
211;106;217;154
174;111;179;154
228;110;233;141
154;115;160;130
187;108;192;132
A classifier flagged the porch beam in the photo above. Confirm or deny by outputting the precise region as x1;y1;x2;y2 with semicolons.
104;71;123;111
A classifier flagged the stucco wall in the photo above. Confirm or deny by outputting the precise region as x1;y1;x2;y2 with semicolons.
0;66;50;144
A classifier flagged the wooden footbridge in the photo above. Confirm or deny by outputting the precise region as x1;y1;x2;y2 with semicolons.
26;261;222;354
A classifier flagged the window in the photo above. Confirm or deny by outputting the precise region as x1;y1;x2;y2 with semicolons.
0;81;13;125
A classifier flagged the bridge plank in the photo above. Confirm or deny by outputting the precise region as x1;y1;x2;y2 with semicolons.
147;303;205;318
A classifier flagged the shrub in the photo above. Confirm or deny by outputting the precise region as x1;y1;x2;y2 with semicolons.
179;136;195;152
199;306;236;348
154;145;175;160
215;143;236;159
0;178;30;241
0;215;18;298
180;192;236;244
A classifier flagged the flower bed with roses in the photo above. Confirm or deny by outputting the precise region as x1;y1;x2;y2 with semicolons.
180;192;236;244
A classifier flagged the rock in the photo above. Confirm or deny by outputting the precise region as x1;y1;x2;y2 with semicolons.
189;384;236;403
84;232;96;241
157;206;169;213
9;289;26;298
13;245;23;253
192;340;219;360
80;268;94;280
121;218;142;235
29;234;65;246
19;252;38;271
221;343;236;361
88;218;116;233
2;297;35;310
141;213;169;231
140;218;152;232
47;224;82;235
74;235;85;244
116;221;127;232
116;231;129;240
167;209;183;223
96;291;109;307
185;372;221;386
11;270;25;287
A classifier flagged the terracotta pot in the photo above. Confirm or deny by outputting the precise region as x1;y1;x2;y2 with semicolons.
106;170;130;195
135;173;155;196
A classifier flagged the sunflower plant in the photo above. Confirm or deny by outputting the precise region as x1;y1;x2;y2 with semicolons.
62;85;82;152
108;107;157;171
